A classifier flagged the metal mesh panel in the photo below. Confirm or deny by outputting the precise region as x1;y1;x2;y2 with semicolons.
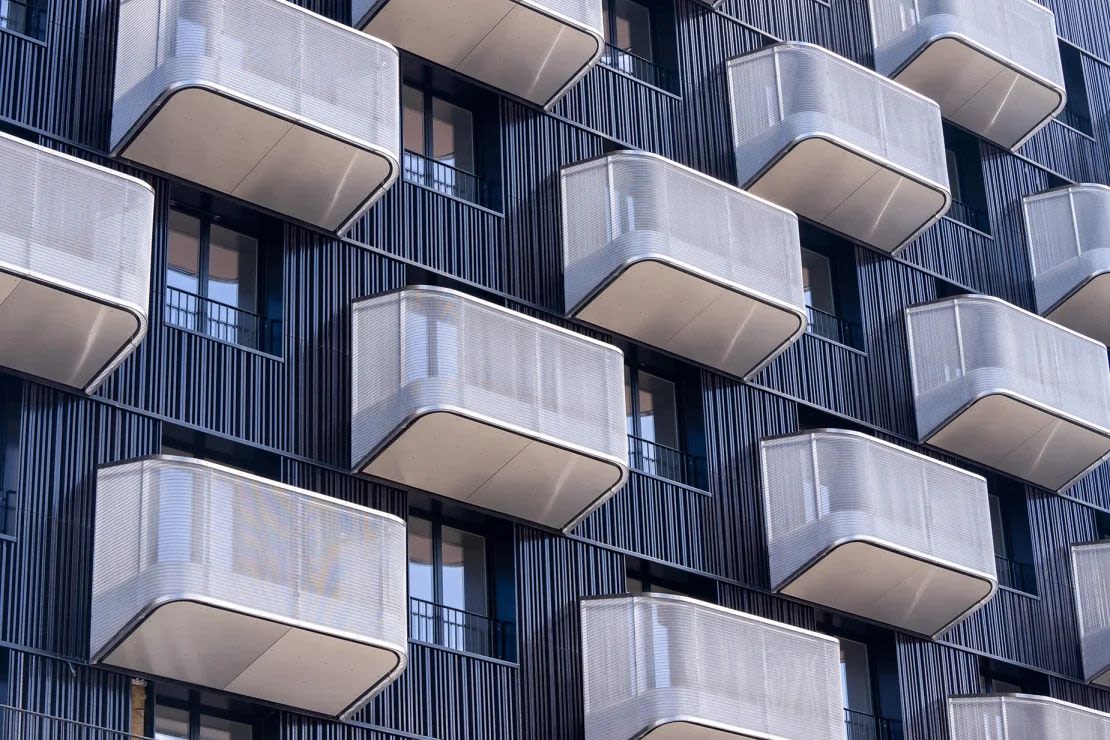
581;595;846;740
89;456;408;666
560;151;805;317
351;287;626;468
727;42;948;194
112;0;399;158
948;694;1110;739
905;295;1110;441
760;430;996;595
1072;543;1110;685
1023;185;1110;316
869;0;1064;91
351;0;603;40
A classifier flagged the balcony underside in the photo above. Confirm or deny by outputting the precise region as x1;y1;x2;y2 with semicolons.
95;598;403;719
115;86;396;232
570;256;805;380
777;539;994;637
923;392;1110;491
359;410;625;531
1095;659;1110;689
360;0;600;107
1044;269;1110;345
747;136;947;254
893;36;1064;150
639;719;766;739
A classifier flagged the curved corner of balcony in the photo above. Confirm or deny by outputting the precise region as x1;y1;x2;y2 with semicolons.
560;150;806;380
89;455;409;719
727;41;950;254
350;286;628;532
111;0;401;233
1071;541;1110;688
0;131;153;392
760;429;996;637
948;693;1110;739
354;0;604;108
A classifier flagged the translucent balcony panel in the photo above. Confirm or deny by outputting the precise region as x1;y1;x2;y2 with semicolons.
761;430;996;636
727;42;950;254
949;694;1110;740
0;131;153;391
112;0;400;232
870;0;1065;150
353;0;603;108
1072;543;1110;688
351;287;627;532
906;295;1110;491
90;456;407;719
581;594;846;740
1023;184;1110;344
561;151;807;380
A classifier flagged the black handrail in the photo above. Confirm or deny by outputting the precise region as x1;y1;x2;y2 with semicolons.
0;704;153;739
627;433;705;488
806;304;863;349
164;286;282;356
402;150;489;207
1059;105;1093;136
601;43;679;93
947;197;991;233
409;596;515;662
996;554;1038;595
845;708;904;740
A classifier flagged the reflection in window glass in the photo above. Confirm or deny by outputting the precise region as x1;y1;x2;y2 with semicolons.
945;149;964;204
154;705;190;740
988;494;1008;557
408;516;435;602
199;715;254;740
839;638;873;714
608;0;653;60
402;84;426;157
431;98;475;174
636;371;679;449
801;248;836;316
441;525;487;616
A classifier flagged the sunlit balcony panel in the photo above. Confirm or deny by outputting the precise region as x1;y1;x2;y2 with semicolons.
0;131;153;391
949;694;1110;739
1072;543;1110;688
870;0;1066;150
90;456;408;719
727;42;950;254
581;594;846;740
1023;184;1110;344
353;0;604;108
112;0;401;232
905;295;1110;491
351;287;628;532
761;429;996;637
561;151;806;380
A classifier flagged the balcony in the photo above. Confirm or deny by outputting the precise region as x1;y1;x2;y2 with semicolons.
89;456;407;719
561;151;807;380
1071;542;1110;687
948;694;1110;739
628;434;705;489
111;0;400;233
353;0;603;108
0;131;153;391
600;44;679;93
869;0;1065;150
760;429;996;637
351;287;628;532
905;295;1110;491
580;594;845;740
845;709;904;740
727;42;950;255
165;286;283;356
1022;184;1110;344
409;596;515;661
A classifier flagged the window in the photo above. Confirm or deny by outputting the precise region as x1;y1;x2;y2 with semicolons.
161;424;280;480
601;0;679;92
0;376;20;539
943;124;991;233
799;225;864;350
625;559;715;601
819;613;904;739
1094;509;1110;542
980;657;1048;696
150;686;262;740
0;0;47;41
1059;42;1093;136
988;478;1037;595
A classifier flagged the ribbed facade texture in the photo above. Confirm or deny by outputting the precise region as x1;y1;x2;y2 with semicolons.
0;0;1107;739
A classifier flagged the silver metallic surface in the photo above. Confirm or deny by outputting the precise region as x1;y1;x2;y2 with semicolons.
948;693;1110;739
1071;542;1110;688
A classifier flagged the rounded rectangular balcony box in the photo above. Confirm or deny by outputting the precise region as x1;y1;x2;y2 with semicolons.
90;456;408;719
1072;543;1110;688
581;594;846;740
1023;184;1110;344
352;0;603;108
761;429;997;637
561;151;807;380
350;286;628;532
727;42;950;255
905;295;1110;491
949;694;1110;739
0;131;153;392
112;0;401;233
870;0;1066;150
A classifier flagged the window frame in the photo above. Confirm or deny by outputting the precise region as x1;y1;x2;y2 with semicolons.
0;0;49;43
986;479;1038;596
401;82;490;208
1058;41;1094;137
599;0;680;93
941;124;991;234
0;376;21;541
149;687;262;740
798;225;865;352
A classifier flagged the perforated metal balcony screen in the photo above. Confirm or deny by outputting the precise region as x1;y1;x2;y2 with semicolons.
112;0;399;156
0;132;152;319
727;43;948;192
1024;185;1110;314
870;0;1064;88
760;430;995;590
560;152;805;315
1072;543;1110;685
352;0;603;37
581;595;845;740
90;457;407;661
351;288;626;467
948;695;1110;739
905;296;1110;440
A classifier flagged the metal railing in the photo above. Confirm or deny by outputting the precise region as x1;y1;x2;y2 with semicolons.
0;705;153;739
627;434;705;488
409;596;515;662
403;150;490;207
996;554;1038;595
845;709;904;740
164;286;282;356
0;0;48;40
947;197;992;233
806;305;864;349
600;43;679;93
1059;105;1093;136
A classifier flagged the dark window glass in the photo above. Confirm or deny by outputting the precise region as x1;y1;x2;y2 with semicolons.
624;559;715;600
943;125;991;233
802;248;836;316
607;0;653;61
987;479;1037;595
0;0;48;41
0;377;20;538
840;638;873;715
1059;41;1093;135
600;0;678;91
153;689;259;740
402;84;486;206
1095;510;1110;542
799;226;864;350
624;361;704;488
